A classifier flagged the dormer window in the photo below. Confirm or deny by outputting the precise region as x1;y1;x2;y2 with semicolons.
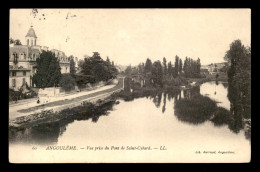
12;53;17;59
13;53;18;64
20;53;26;59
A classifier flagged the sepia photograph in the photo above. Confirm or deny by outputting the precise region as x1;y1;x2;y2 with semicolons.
9;8;251;163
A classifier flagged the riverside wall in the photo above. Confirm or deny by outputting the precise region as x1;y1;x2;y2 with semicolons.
9;88;122;129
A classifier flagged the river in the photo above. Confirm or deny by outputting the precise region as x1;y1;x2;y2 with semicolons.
9;81;251;163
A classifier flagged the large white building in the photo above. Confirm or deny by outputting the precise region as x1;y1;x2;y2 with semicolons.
9;26;70;91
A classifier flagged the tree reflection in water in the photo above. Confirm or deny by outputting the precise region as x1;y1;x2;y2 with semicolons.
9;79;251;144
174;94;217;125
162;92;167;113
172;83;250;141
9;100;117;145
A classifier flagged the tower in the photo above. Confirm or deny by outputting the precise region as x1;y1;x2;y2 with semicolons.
25;26;37;46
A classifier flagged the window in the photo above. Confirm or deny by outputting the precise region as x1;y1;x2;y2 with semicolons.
12;79;16;87
23;78;26;85
20;53;24;59
27;39;29;46
12;71;16;77
24;53;26;59
13;53;17;59
31;40;33;46
23;71;26;76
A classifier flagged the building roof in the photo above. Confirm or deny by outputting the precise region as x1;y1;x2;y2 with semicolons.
9;45;29;56
25;26;37;38
30;48;41;54
9;66;31;71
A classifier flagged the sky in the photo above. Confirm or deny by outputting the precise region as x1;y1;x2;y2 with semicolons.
10;9;251;66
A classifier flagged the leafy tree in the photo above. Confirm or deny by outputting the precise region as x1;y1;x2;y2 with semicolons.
167;61;173;77
14;39;22;45
196;58;201;74
9;38;14;44
32;51;61;88
106;56;111;65
225;40;251;120
138;63;145;75
79;52;118;82
174;55;179;77
179;58;183;75
69;55;76;76
151;60;163;86
183;57;188;77
163;57;167;76
144;58;153;75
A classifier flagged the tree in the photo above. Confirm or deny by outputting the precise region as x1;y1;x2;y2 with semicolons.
174;55;179;77
9;38;14;44
225;40;251;121
196;58;201;77
167;61;173;78
183;57;188;77
32;51;61;88
14;39;22;45
138;63;145;75
144;58;153;75
69;55;76;76
163;57;167;76
106;56;111;65
151;60;163;86
179;58;183;75
79;52;118;82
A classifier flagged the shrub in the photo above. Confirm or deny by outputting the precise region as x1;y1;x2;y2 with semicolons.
59;74;76;91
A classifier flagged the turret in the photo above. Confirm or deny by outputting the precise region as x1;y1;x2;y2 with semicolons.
25;26;37;46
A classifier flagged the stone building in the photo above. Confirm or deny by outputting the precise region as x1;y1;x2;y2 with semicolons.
9;26;70;91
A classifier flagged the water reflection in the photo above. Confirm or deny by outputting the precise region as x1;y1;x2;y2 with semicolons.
162;92;166;113
9;80;251;145
174;94;217;125
9;100;117;145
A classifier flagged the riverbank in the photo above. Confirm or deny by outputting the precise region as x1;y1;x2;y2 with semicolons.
9;78;124;129
9;90;121;130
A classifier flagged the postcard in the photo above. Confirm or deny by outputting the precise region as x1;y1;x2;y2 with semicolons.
9;8;251;163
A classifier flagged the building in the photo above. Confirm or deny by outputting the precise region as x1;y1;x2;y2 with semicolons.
9;26;70;91
50;49;70;73
201;62;228;75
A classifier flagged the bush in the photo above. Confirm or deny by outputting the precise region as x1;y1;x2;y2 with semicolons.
59;74;76;91
9;88;37;102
